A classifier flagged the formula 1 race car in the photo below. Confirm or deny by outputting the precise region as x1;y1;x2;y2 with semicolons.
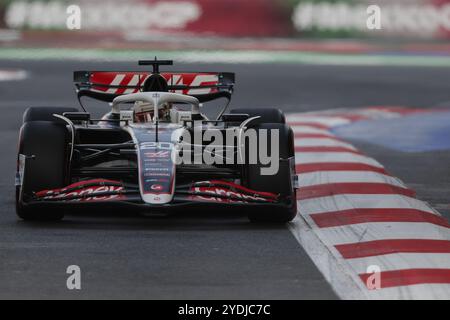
15;59;297;222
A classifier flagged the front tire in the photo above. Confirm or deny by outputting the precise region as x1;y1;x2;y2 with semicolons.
23;106;79;123
244;123;297;223
16;121;69;221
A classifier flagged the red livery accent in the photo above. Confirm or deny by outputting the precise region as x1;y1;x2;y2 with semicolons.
36;179;126;202
150;184;164;191
89;72;220;96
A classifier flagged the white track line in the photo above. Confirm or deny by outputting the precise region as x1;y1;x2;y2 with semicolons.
295;152;384;168
298;171;406;188
288;108;450;299
290;126;335;135
347;253;450;274
295;138;357;150
287;215;365;299
299;194;439;215
364;283;450;300
315;222;450;245
286;115;351;127
357;109;403;119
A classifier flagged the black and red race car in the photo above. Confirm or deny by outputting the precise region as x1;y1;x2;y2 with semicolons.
15;59;297;222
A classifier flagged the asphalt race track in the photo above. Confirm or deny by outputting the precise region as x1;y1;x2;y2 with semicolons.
1;60;449;299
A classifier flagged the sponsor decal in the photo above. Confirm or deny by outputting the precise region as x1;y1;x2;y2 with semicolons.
6;0;201;31
150;184;164;191
89;72;220;96
189;186;269;203
144;167;170;172
5;0;290;37
188;180;278;203
146;178;168;182
36;180;125;202
292;0;450;38
144;150;170;158
133;127;176;197
144;172;171;177
38;185;124;202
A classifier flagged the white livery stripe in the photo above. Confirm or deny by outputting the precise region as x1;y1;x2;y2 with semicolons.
295;152;384;168
123;75;140;94
298;171;406;188
106;74;126;93
299;194;438;216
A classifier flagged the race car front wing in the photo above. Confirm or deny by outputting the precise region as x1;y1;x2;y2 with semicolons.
23;179;293;214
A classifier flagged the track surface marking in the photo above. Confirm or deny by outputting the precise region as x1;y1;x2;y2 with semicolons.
288;107;450;299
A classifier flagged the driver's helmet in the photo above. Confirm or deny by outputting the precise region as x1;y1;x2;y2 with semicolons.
133;101;171;123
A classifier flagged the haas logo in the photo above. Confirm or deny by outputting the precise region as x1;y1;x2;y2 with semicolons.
151;184;164;191
145;151;170;158
97;73;218;95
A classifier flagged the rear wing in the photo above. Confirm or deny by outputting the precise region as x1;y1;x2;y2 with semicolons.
74;71;235;103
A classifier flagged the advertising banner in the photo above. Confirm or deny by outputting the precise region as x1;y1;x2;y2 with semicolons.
3;0;450;39
3;0;292;37
290;0;450;39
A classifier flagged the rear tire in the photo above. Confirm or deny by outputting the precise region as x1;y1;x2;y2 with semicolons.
244;123;297;223
23;106;79;123
16;121;69;221
230;108;285;125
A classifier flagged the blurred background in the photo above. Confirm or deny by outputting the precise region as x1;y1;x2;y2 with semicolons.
1;0;450;59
